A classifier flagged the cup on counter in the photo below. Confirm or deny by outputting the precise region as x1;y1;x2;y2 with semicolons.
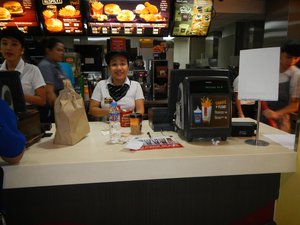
120;108;133;127
130;113;143;135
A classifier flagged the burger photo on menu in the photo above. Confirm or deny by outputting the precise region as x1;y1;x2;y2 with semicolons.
0;7;11;20
3;1;23;15
45;18;63;32
116;10;135;22
104;3;121;15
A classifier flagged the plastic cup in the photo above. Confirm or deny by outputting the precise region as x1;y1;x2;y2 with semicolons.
130;113;143;135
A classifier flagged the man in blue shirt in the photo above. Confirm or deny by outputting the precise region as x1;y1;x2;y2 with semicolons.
0;99;25;164
58;61;75;86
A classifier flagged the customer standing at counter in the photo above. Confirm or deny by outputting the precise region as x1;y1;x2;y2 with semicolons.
89;51;144;118
37;37;67;122
261;40;300;132
0;98;25;164
0;28;46;106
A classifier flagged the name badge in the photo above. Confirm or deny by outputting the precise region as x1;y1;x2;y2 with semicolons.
104;97;113;104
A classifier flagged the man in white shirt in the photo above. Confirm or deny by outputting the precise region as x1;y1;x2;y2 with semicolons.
261;40;300;132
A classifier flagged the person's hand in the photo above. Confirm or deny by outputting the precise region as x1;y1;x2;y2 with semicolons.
238;112;245;118
262;109;280;120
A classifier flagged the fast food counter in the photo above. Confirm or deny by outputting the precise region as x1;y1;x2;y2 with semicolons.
1;119;296;225
2;119;296;189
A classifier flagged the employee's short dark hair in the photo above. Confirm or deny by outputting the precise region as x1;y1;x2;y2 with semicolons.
41;37;63;50
281;40;300;57
105;51;130;65
0;27;25;47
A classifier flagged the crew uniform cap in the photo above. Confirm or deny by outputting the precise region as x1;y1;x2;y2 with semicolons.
0;27;25;47
105;51;130;65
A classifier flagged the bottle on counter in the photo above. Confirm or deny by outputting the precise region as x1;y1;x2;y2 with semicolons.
83;83;90;101
109;101;121;144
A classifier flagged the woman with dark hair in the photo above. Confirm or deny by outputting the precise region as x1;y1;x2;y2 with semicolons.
0;27;46;106
89;51;144;118
37;37;67;122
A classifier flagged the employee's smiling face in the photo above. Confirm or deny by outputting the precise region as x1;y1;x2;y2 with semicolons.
108;55;129;85
0;37;24;63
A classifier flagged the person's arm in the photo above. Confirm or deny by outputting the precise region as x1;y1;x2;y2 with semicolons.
134;82;145;115
135;99;145;115
261;101;278;127
0;100;26;164
276;97;299;116
89;99;110;117
45;84;57;108
1;152;24;165
234;93;244;118
261;101;280;120
24;86;46;106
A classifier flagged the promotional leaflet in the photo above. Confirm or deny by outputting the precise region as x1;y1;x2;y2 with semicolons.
0;0;40;34
126;136;183;151
191;95;230;128
38;0;84;35
172;0;212;37
84;0;170;36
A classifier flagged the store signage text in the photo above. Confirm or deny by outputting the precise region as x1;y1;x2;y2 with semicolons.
42;0;63;5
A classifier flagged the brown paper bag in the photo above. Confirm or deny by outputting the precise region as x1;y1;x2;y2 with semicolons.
54;80;90;145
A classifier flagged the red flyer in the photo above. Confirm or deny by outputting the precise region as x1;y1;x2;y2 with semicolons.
127;136;183;151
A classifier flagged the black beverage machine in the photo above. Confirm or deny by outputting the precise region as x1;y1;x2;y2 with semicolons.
175;76;232;142
0;71;42;146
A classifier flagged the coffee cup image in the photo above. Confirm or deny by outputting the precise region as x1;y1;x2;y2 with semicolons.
181;13;189;21
179;24;189;35
201;12;211;27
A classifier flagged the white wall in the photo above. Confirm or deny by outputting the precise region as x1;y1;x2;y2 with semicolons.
217;23;236;68
190;38;206;64
173;38;190;69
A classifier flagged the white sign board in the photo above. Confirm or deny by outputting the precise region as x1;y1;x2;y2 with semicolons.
238;47;280;101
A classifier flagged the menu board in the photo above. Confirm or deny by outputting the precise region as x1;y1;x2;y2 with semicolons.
84;0;170;36
37;0;84;35
172;0;213;37
0;0;40;34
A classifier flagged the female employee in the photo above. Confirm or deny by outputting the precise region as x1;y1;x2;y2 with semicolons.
89;51;144;117
37;37;67;122
0;28;46;106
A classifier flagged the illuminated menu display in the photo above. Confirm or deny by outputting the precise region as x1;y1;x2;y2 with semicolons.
172;0;213;37
38;0;84;35
84;0;170;36
0;0;40;34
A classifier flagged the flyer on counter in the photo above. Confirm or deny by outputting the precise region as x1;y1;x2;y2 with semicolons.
126;136;183;151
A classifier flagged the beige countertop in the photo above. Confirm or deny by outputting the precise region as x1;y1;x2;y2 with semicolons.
2;119;296;189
